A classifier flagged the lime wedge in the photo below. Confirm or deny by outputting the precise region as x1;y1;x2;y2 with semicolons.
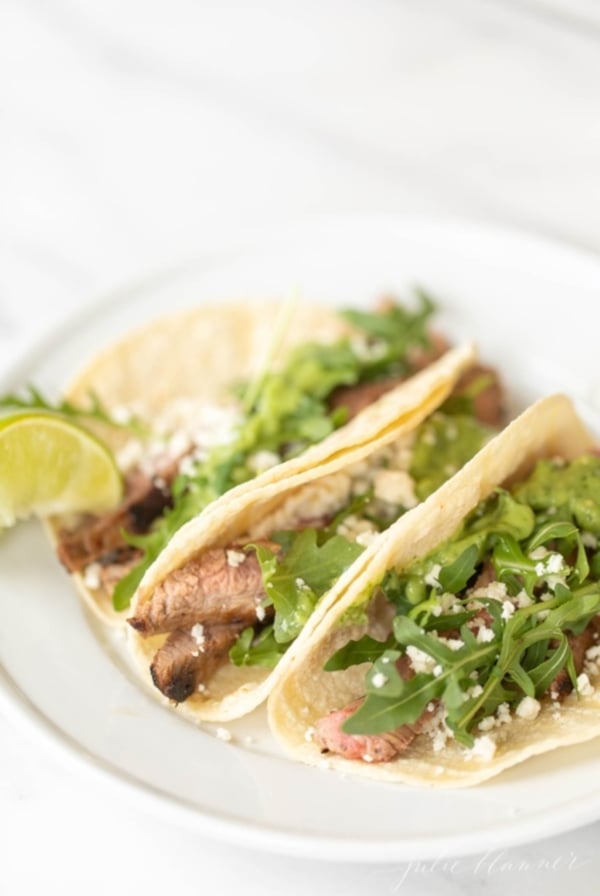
0;410;123;527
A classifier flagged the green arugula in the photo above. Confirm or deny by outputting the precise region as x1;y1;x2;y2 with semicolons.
228;528;364;668
0;384;146;435
329;458;600;745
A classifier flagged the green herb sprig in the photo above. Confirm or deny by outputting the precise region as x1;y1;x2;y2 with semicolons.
0;384;147;436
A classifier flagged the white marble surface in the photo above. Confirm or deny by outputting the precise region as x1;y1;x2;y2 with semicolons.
2;1;600;893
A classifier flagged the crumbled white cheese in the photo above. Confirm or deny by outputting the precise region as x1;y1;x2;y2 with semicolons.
256;604;266;622
533;550;565;578
82;563;102;591
577;672;595;697
472;580;508;602
501;600;515;621
584;644;600;677
337;514;378;544
514;589;533;609
226;549;246;568
420;704;453;753
373;469;418;509
496;702;511;725
371;672;389;689
215;727;232;742
247;450;281;473
191;623;206;652
515;696;541;721
406;645;437;675
432;592;463;616
546;553;565;574
476;626;495;644
432;664;443;678
111;405;134;425
304;726;316;743
445;638;465;652
362;753;374;763
116;438;145;471
355;529;379;548
468;735;497;762
478;701;512;731
477;716;496;732
424;563;442;589
168;430;194;462
178;454;198;478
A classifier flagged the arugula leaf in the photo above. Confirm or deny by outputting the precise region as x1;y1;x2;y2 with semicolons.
255;529;364;644
438;544;479;593
343;674;444;735
228;626;287;669
324;635;396;671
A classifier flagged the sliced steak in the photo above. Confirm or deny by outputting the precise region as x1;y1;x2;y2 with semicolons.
329;360;504;429
150;622;248;702
95;546;144;593
315;696;435;762
56;467;174;574
454;363;505;428
128;542;278;636
328;377;405;421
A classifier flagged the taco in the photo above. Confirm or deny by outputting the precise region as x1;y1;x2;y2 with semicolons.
124;339;507;722
46;296;500;626
267;394;600;786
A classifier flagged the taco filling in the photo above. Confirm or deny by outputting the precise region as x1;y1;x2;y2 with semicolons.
53;295;502;618
128;398;502;705
316;453;600;765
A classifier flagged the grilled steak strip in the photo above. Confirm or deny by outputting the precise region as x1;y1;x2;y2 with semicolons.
150;622;249;703
95;546;144;593
57;467;174;574
128;542;279;636
454;363;505;428
328;377;405;421
316;696;435;762
329;363;505;427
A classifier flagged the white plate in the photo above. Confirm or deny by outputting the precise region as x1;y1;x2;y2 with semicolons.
3;217;600;863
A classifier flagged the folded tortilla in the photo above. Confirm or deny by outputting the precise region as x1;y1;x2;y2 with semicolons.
45;301;423;623
126;341;478;722
267;394;600;786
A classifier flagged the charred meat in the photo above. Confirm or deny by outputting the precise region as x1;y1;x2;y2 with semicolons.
57;467;174;574
128;543;278;636
150;622;249;702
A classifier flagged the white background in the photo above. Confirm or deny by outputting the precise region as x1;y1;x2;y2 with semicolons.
2;1;600;893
